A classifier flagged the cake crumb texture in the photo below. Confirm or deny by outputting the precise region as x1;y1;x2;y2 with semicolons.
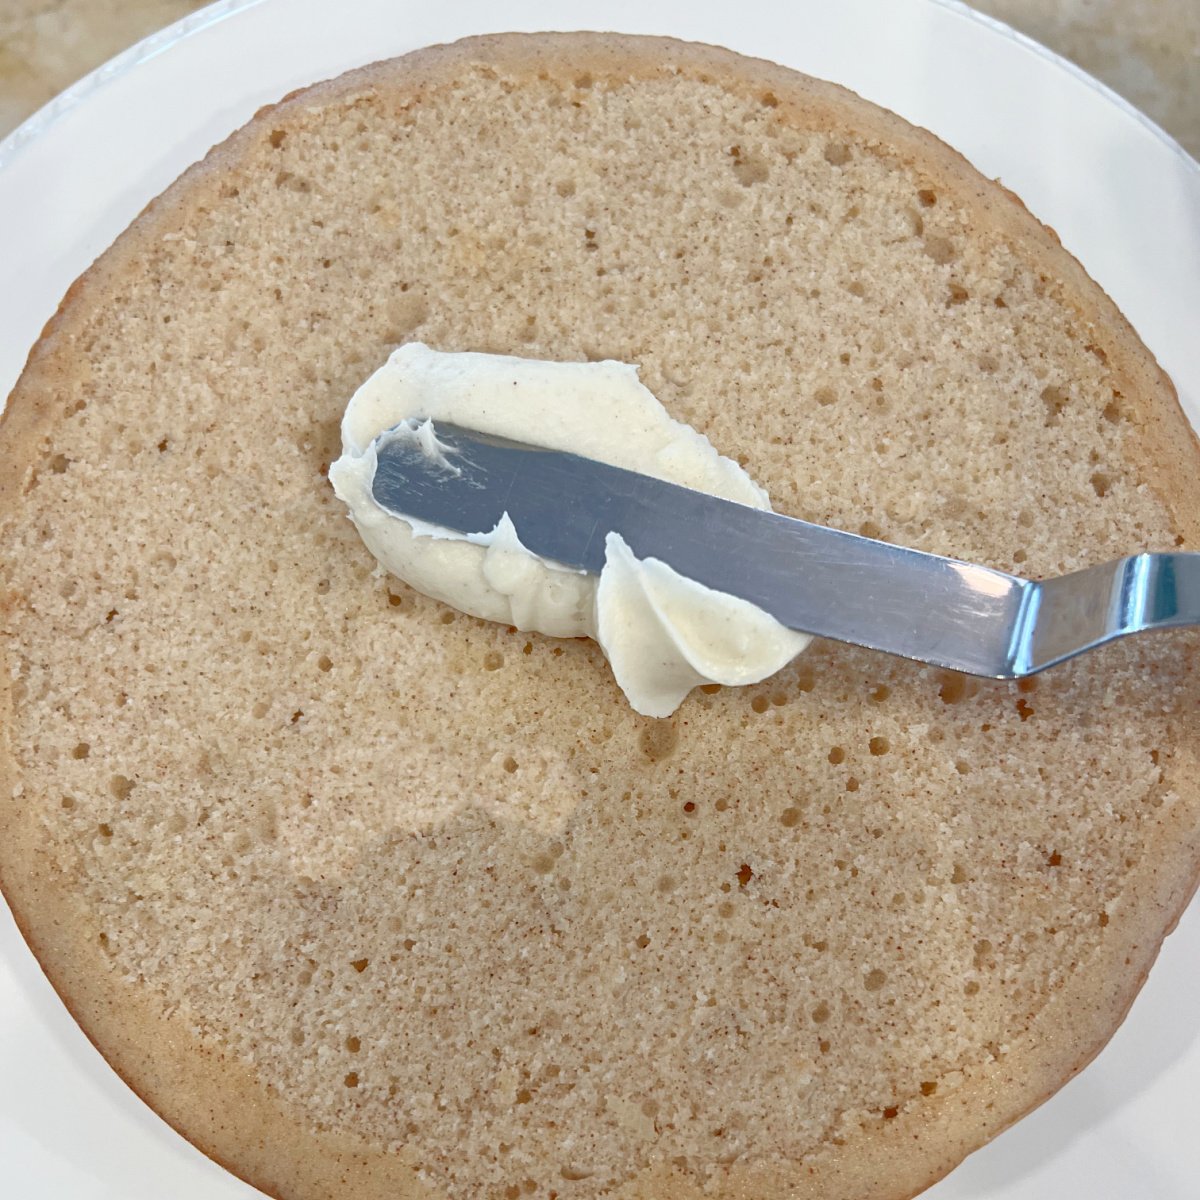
1;33;1198;1200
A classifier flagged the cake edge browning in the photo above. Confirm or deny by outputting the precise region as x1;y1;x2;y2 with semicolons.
1;31;1198;1200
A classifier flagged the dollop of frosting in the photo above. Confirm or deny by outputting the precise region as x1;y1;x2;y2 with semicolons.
329;343;810;716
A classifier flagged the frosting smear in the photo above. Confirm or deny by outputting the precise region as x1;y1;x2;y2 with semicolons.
329;343;810;716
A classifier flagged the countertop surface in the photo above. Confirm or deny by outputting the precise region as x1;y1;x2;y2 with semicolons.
1;0;1198;157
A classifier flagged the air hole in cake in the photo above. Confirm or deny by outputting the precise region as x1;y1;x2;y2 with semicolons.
530;849;556;878
923;234;956;264
938;671;981;705
383;292;429;342
274;171;310;193
638;721;678;762
1041;384;1069;424
731;151;770;186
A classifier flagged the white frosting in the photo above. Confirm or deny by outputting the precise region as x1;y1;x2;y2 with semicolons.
329;343;810;716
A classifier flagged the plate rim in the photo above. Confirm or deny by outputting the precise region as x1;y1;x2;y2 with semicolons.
1;4;1198;1200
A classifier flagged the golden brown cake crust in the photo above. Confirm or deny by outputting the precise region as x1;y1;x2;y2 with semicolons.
2;32;1199;1200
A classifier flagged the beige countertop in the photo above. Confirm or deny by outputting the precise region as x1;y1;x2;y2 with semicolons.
1;0;1197;155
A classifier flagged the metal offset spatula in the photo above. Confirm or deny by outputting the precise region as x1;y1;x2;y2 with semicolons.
371;421;1200;678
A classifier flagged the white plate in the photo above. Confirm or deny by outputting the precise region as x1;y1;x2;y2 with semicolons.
1;1;1198;1197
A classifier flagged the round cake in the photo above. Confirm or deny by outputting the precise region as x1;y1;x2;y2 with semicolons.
1;32;1198;1200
